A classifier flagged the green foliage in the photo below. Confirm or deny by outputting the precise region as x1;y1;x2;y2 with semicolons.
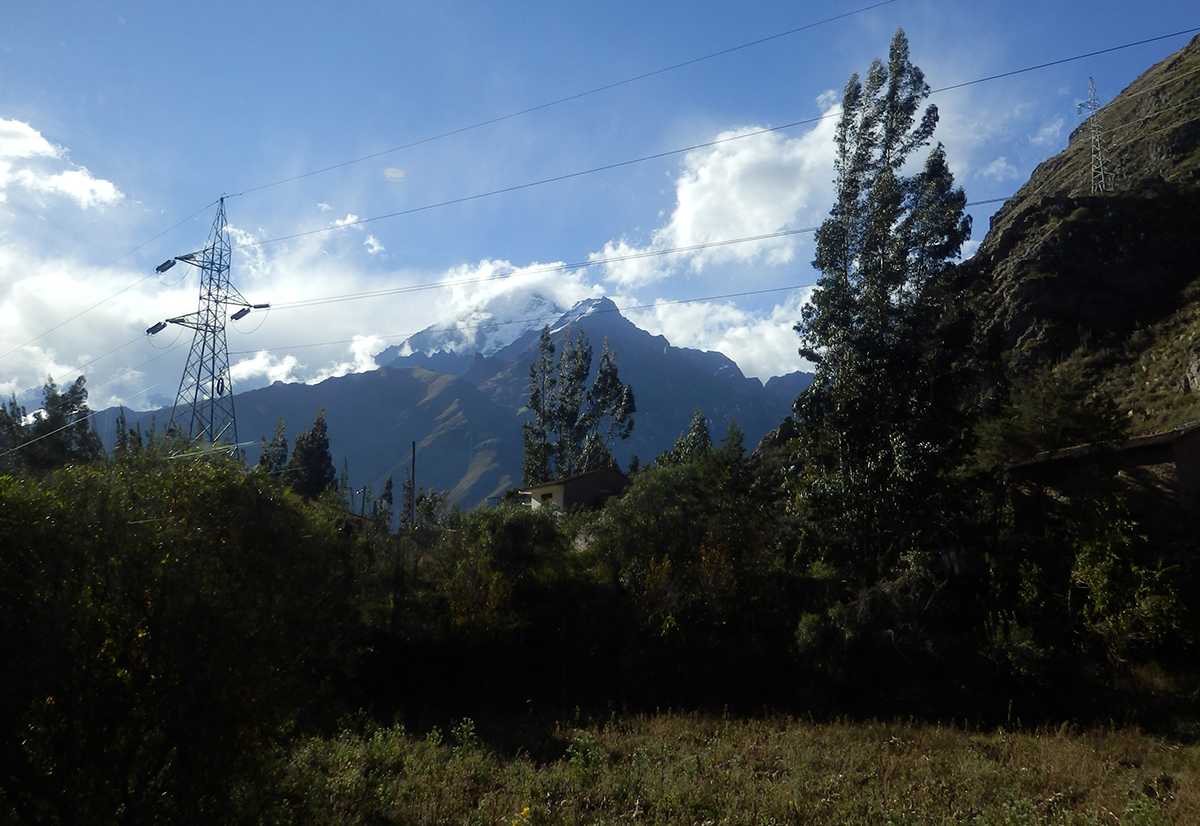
522;326;634;485
522;326;557;486
285;407;337;498
276;714;1199;826
258;416;289;476
0;376;104;473
450;717;478;760
975;362;1128;468
656;408;711;467
791;29;973;584
0;449;364;825
371;476;394;532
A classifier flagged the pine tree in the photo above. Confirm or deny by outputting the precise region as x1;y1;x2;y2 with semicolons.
657;409;712;467
581;337;635;473
371;477;394;532
258;417;289;476
21;376;104;472
285;408;337;498
793;29;971;579
521;325;635;484
114;406;130;455
553;327;592;478
522;327;557;486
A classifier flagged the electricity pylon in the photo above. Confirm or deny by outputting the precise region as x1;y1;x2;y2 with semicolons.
146;197;268;450
1078;77;1113;193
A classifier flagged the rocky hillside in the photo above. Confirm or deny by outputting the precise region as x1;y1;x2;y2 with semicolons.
959;34;1200;434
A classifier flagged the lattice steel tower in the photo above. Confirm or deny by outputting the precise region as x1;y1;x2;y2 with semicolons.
146;197;268;449
1079;77;1113;193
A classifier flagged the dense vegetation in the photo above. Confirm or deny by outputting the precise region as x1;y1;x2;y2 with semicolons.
4;29;1200;825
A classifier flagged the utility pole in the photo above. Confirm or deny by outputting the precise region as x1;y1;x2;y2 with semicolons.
146;197;269;450
1079;77;1113;194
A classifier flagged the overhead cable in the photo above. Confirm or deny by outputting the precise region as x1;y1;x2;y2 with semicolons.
235;26;1200;252
230;0;901;197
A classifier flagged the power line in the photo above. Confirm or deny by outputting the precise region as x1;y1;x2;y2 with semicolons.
931;27;1200;94
6;25;1196;362
0;200;219;364
230;0;901;198
261;195;1007;312
234;26;1200;252
13;197;1005;408
270;227;822;309
10;335;144;403
235;126;829;249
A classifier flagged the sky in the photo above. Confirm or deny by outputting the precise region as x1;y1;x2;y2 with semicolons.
2;1;1197;414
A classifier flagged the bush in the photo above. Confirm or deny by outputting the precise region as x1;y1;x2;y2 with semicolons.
0;450;365;825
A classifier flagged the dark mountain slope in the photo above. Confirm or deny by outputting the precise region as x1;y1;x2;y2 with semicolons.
444;297;810;466
119;367;523;506
956;34;1200;433
106;298;809;506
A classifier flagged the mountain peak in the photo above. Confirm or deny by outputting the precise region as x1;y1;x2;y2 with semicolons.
551;296;620;332
377;289;566;368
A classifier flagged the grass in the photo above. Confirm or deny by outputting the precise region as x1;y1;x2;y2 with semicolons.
276;713;1200;825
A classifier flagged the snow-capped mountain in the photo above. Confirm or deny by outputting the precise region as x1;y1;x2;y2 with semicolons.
375;291;565;374
104;293;810;507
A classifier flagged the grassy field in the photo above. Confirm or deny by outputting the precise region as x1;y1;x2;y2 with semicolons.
276;713;1199;825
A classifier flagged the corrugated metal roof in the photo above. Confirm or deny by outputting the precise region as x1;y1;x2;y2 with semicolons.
1012;421;1200;469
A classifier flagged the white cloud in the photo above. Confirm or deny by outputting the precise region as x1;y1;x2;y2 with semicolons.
230;350;302;384
437;258;598;322
1030;117;1065;148
978;156;1019;182
382;167;405;180
593;104;838;288
622;287;816;380
12;166;122;209
0;241;192;411
333;213;360;228
317;201;331;211
309;335;382;383
0;118;123;209
0;118;60;161
226;224;269;281
364;234;385;256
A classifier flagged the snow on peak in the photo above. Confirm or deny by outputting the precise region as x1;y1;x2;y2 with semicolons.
401;290;566;357
550;296;618;333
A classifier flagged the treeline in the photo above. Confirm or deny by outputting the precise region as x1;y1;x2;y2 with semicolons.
3;394;1198;823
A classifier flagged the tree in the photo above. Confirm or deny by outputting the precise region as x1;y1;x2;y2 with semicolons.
553;327;593;478
522;327;558;486
975;364;1126;469
581;337;636;472
657;409;712;467
793;29;972;579
258;417;289;475
0;376;105;473
521;326;635;485
0;449;362;825
285;408;337;498
371;476;394;532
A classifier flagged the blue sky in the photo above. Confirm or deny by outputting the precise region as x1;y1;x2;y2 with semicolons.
2;1;1197;412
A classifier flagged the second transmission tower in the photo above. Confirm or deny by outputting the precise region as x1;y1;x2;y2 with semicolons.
146;197;268;449
1079;77;1114;193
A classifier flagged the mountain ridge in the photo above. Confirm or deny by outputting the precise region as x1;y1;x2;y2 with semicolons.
955;33;1200;434
103;299;811;506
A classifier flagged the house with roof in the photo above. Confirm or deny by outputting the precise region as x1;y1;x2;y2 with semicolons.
520;466;630;511
1010;421;1200;534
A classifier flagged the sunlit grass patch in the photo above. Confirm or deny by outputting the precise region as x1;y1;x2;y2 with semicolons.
278;713;1200;825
